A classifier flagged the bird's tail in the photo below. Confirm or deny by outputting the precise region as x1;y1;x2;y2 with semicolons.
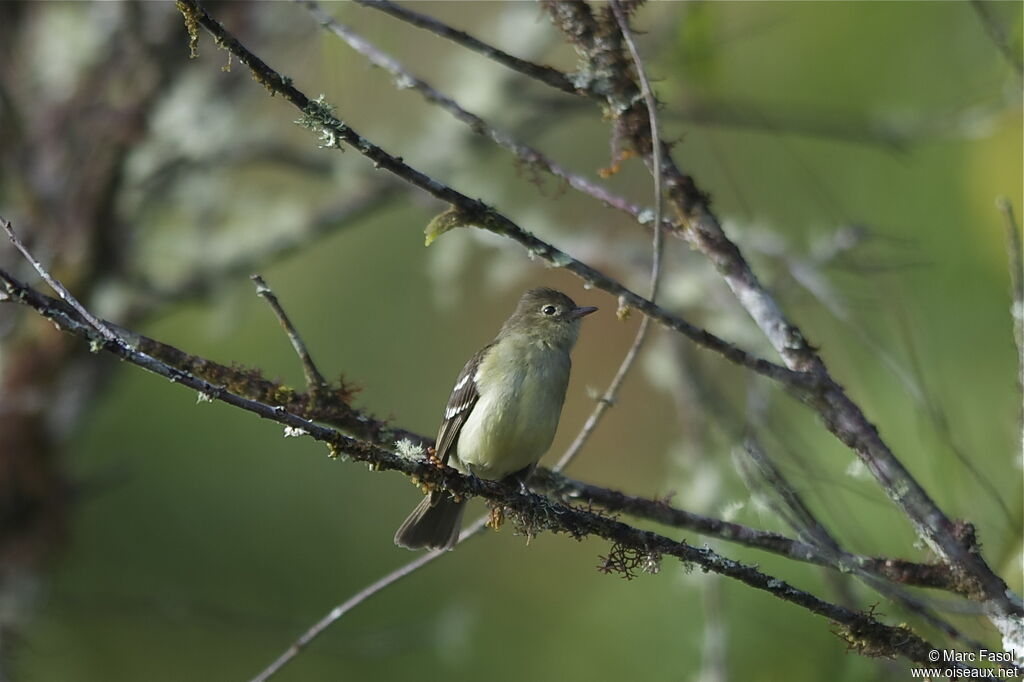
394;493;466;551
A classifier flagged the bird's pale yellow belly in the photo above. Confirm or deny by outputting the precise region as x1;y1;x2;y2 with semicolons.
453;338;570;480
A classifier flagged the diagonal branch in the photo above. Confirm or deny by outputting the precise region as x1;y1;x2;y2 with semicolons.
541;0;1021;626
175;0;806;392
249;546;445;682
735;435;990;651
0;265;975;596
353;0;578;95
251;274;329;402
178;0;1019;641
0;267;957;669
300;0;667;229
3;265;418;448
1;263;979;673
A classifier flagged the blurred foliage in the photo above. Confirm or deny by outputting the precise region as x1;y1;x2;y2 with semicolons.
2;1;1021;681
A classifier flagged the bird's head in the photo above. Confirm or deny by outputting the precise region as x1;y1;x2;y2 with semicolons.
501;287;597;350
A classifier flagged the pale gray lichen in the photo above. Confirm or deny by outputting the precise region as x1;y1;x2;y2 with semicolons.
636;208;655;225
294;94;346;150
395;438;426;461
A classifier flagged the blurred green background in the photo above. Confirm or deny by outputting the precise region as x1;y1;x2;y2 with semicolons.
5;1;1021;680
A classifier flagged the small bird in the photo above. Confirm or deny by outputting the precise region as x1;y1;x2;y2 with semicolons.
395;287;597;551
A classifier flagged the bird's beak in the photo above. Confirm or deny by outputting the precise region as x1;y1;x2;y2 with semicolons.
569;306;598;320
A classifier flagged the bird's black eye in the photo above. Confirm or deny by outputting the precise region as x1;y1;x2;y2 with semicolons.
542;305;558;316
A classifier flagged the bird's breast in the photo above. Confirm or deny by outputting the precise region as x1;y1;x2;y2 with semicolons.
454;340;571;480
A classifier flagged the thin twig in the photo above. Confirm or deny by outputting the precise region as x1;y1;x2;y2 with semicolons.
888;298;1016;525
736;436;991;653
555;0;663;472
353;0;577;95
251;274;329;401
300;0;667;229
250;514;491;682
998;198;1024;467
250;546;444;682
2;219;124;349
1;265;417;446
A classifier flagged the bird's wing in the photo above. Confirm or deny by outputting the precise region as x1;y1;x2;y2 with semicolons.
434;344;491;465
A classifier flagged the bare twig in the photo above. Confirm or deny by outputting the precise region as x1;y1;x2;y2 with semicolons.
889;300;1016;525
300;0;668;230
2;220;124;350
251;275;329;401
736;436;993;653
250;513;490;682
555;0;664;472
756;357;993;652
353;0;577;95
1;260;418;447
250;546;444;682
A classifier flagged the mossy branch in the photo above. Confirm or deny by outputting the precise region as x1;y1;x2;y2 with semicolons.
0;263;981;672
